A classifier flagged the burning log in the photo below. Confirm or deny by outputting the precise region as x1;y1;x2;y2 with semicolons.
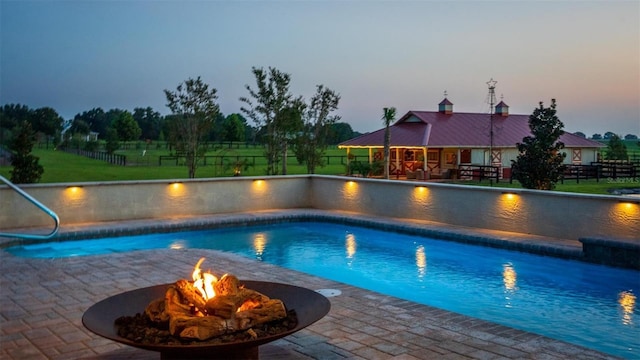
143;259;287;341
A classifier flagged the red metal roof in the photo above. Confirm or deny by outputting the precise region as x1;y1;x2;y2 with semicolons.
339;110;604;148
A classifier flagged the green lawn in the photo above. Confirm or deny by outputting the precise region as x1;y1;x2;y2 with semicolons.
450;178;639;195
1;146;638;195
0;147;365;183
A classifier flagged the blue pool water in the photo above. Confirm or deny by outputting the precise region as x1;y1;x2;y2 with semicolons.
6;221;639;358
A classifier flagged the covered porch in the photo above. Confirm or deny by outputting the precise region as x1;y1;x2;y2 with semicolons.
340;145;500;181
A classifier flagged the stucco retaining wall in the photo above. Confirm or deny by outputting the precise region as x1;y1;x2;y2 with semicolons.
1;175;638;241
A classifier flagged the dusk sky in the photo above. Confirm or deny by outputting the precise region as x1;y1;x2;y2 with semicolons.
1;0;639;137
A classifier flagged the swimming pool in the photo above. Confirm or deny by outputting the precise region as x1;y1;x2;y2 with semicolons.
6;221;639;358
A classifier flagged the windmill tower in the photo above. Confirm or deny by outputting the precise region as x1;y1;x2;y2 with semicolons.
486;78;497;166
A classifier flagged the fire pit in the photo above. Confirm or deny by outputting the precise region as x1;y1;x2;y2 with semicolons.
82;260;331;359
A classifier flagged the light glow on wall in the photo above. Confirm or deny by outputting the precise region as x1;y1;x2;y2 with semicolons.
167;182;186;197
252;179;267;195
64;186;85;201
343;180;359;200
610;201;639;227
498;191;520;209
413;186;428;202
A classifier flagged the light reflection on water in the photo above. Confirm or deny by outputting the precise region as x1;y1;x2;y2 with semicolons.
619;291;637;326
415;245;427;279
6;221;639;358
253;233;266;261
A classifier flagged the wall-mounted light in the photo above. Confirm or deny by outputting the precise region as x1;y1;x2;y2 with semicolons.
251;179;267;194
343;180;359;200
501;191;519;200
167;182;185;196
412;185;429;202
64;185;85;201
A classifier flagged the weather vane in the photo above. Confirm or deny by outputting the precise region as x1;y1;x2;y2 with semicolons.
443;90;448;98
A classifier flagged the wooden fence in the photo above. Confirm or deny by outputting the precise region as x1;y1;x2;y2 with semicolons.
63;149;126;166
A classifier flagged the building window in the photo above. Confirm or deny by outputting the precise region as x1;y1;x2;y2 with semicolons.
427;150;438;162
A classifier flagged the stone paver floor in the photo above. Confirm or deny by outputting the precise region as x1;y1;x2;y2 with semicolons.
0;212;623;360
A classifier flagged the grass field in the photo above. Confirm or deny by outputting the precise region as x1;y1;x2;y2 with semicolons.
1;144;638;195
0;146;368;182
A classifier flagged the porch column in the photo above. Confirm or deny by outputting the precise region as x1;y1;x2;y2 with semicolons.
422;148;427;170
395;148;400;177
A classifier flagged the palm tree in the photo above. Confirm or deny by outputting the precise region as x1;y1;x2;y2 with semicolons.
382;107;396;179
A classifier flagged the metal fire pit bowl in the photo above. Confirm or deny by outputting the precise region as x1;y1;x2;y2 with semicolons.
83;281;331;360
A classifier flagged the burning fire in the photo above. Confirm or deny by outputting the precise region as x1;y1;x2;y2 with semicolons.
133;257;289;341
191;257;220;301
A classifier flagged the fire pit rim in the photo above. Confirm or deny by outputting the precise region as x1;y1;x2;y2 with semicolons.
82;280;331;353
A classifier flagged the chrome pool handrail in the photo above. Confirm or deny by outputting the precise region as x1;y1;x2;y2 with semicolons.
0;175;60;240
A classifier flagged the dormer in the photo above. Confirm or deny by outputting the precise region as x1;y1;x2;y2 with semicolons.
495;100;509;117
438;98;453;114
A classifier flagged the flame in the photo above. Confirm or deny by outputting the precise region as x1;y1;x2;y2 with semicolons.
191;257;218;301
237;299;261;312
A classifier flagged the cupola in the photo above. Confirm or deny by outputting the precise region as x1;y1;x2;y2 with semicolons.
438;98;453;114
495;100;509;117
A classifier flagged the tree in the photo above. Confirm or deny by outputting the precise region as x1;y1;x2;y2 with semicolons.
105;127;120;154
591;133;602;140
327;122;357;144
69;118;90;135
221;114;247;142
295;85;341;174
164;77;220;178
604;132;615;140
74;108;108;138
382;107;396;179
511;99;566;190
240;67;301;175
9;121;43;183
133;107;162;140
275;103;304;175
31;107;64;147
1;104;33;148
605;134;628;160
112;110;141;144
624;134;638;140
573;131;586;139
